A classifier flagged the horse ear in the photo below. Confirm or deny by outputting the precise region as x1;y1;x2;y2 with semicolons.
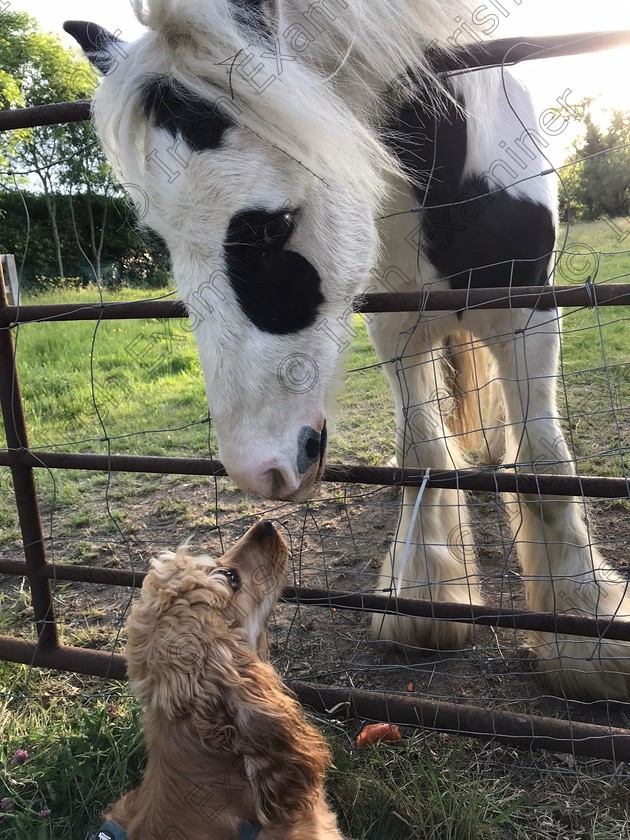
63;20;127;75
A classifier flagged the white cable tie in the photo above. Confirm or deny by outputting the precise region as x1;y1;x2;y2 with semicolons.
395;468;431;597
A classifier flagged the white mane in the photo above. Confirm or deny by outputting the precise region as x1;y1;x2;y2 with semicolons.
131;0;474;107
95;0;476;221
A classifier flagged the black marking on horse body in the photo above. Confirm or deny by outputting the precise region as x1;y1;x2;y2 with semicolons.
224;209;324;334
385;82;556;296
141;77;235;151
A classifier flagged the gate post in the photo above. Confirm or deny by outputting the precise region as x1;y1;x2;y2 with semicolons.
0;270;58;652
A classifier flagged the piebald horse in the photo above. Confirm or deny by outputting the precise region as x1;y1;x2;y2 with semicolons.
66;0;630;700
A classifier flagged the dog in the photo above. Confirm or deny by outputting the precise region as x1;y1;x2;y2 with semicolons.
97;521;344;839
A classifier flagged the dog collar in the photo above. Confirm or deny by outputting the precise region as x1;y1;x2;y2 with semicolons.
94;819;262;839
94;822;127;840
239;820;263;839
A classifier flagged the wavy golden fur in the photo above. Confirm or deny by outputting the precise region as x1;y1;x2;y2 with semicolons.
105;521;344;839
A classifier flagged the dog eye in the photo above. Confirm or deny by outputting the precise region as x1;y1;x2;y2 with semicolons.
218;568;240;591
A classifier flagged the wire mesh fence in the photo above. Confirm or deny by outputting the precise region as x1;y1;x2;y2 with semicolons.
1;27;630;839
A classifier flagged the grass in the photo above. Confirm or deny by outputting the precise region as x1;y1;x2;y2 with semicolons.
1;218;630;838
0;285;395;538
555;219;630;478
2;217;628;537
1;657;628;840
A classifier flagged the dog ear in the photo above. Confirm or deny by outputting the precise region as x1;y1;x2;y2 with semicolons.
125;553;232;718
210;646;331;827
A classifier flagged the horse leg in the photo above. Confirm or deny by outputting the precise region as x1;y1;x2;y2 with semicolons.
482;306;630;700
367;311;481;650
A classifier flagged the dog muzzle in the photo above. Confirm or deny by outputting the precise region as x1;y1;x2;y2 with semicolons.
94;819;262;838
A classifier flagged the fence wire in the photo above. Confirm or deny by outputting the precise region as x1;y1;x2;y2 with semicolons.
1;35;630;840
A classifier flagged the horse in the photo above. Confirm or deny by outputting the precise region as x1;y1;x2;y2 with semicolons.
65;0;630;701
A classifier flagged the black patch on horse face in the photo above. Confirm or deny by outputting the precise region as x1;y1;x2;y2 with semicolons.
385;83;556;297
224;209;324;334
141;77;235;151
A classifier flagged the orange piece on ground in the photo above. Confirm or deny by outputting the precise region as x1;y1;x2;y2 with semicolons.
356;723;402;747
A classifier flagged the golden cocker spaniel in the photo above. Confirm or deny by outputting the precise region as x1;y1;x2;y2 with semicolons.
99;521;345;840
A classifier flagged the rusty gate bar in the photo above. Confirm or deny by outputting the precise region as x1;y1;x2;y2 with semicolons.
432;29;630;74
2;554;630;642
0;449;628;499
2;30;630;131
0;285;57;651
293;681;630;763
0;99;90;131
0;634;628;762
1;36;630;769
2;284;630;326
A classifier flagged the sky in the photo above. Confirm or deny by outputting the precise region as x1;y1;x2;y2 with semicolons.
10;0;630;150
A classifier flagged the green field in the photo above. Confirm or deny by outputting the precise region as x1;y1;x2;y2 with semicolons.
1;218;629;537
1;218;630;838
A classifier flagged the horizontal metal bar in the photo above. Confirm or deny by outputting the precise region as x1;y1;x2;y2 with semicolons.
434;30;630;75
1;31;629;132
1;635;627;761
0;99;90;131
1;298;189;324
2;556;630;641
294;680;630;763
0;634;124;678
0;448;628;499
0;557;144;587
2;286;629;326
356;285;630;312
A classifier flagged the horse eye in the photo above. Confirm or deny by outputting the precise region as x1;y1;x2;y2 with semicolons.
262;212;294;247
218;568;241;591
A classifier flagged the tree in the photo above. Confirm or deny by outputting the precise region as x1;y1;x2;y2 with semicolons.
0;190;171;291
561;100;630;222
64;123;121;283
0;11;109;278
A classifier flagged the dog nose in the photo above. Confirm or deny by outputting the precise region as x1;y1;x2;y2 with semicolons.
260;520;276;536
250;520;277;541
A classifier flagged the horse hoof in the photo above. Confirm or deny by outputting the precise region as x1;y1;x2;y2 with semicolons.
531;633;630;702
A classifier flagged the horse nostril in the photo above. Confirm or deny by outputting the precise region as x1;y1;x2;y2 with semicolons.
297;425;322;474
305;435;320;461
268;468;286;497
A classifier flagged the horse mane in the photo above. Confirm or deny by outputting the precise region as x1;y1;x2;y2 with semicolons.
95;0;477;218
130;1;475;97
